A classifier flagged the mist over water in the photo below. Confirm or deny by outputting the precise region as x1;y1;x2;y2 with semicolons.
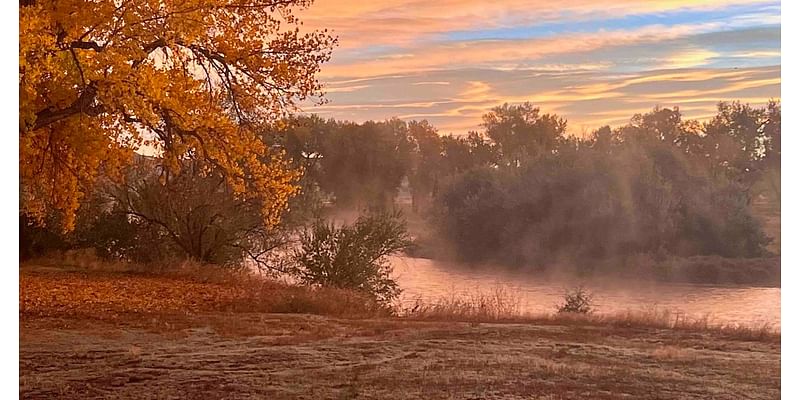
391;256;780;328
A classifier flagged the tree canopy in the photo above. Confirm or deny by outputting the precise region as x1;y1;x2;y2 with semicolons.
19;0;335;229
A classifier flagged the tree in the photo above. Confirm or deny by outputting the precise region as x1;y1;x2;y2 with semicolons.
318;119;413;209
19;0;336;229
266;115;336;222
432;104;773;267
761;100;781;201
407;120;442;212
701;102;761;186
633;106;683;144
482;102;566;166
439;132;496;176
590;125;616;153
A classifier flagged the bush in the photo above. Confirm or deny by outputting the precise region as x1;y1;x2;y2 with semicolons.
291;212;412;305
557;286;594;314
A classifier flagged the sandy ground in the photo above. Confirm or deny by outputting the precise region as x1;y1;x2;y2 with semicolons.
20;313;780;399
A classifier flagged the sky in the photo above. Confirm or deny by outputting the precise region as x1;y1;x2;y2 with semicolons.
297;0;780;136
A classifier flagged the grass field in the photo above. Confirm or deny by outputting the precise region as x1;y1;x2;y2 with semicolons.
19;264;780;399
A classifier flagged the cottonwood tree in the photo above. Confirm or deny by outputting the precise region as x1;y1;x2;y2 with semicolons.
482;102;567;166
20;0;335;229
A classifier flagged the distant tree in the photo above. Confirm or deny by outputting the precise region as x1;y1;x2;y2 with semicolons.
702;101;773;192
590;125;617;153
482;102;567;166
433;110;771;266
407;120;443;212
439;132;497;176
763;100;781;170
318;119;413;209
266;115;336;223
636;106;684;144
761;100;781;200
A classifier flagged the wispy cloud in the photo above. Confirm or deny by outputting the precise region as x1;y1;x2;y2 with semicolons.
305;66;780;134
298;0;780;133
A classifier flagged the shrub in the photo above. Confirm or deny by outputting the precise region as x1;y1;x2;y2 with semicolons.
106;158;300;268
291;212;412;305
557;286;594;314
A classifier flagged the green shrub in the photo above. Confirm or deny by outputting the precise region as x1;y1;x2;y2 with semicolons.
291;212;412;305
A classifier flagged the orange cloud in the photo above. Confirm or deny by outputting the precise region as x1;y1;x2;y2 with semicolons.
304;66;780;134
300;0;773;50
318;24;721;78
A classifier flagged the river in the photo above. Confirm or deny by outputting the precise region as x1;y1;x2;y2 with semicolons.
391;256;780;328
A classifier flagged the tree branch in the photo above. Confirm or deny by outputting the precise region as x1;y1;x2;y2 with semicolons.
26;84;101;133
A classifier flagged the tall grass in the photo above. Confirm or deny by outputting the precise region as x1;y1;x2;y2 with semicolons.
402;286;522;322
402;288;779;342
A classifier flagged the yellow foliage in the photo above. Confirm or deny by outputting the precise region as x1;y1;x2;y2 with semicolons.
19;0;335;230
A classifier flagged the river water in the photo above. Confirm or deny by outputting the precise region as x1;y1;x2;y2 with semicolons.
391;256;780;328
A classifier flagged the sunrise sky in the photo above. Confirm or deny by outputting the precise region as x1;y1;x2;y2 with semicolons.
298;0;780;136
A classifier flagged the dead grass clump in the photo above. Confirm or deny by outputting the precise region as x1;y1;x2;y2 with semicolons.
403;286;522;322
264;286;392;318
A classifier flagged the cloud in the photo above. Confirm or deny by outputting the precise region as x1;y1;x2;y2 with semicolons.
294;0;780;135
303;65;780;134
318;24;726;78
300;0;776;49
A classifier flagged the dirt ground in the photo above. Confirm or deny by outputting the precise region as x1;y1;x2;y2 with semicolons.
20;312;780;399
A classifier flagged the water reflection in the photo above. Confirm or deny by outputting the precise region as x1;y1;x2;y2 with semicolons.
391;256;780;328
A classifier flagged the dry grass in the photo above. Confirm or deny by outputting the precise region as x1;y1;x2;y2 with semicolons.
20;258;780;399
403;289;780;342
21;312;781;399
650;345;696;361
566;308;780;341
401;286;522;322
20;256;779;342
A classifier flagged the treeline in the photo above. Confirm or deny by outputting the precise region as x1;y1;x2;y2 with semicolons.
22;100;780;273
274;101;780;265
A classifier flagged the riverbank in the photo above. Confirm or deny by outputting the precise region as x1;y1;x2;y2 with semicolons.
20;264;780;399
